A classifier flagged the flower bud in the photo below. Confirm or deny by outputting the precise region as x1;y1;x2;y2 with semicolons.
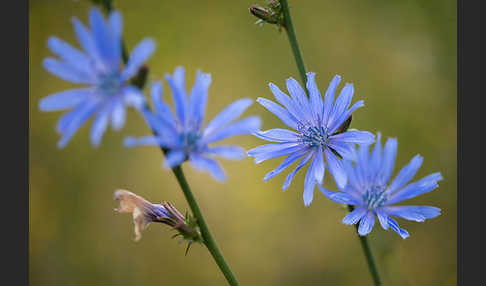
249;1;283;26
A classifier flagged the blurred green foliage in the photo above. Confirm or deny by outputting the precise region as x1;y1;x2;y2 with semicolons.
29;0;456;285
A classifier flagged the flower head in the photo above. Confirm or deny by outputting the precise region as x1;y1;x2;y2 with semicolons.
319;133;442;239
114;189;201;243
125;67;261;181
39;8;155;148
248;73;374;205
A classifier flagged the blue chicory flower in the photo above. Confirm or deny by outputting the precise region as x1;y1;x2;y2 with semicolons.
125;67;261;182
248;73;374;205
319;133;442;239
39;8;155;148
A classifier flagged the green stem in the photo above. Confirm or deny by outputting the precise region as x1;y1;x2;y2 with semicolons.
347;205;382;286
171;165;240;286
280;0;307;86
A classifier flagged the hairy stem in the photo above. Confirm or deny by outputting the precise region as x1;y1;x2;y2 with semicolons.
347;205;382;286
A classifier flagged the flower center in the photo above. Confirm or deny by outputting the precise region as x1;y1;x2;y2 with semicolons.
97;73;122;96
181;131;202;153
363;185;388;209
298;123;329;148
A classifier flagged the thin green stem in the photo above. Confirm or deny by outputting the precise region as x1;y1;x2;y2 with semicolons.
347;205;382;286
171;165;240;286
280;0;307;86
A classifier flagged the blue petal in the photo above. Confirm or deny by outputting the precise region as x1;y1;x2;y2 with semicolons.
313;147;325;184
386;154;424;194
381;206;441;222
328;100;364;135
375;208;389;230
378;137;397;185
303;153;319;206
39;88;93;111
204;98;253;137
369;133;382;178
322;75;341;123
121;85;146;109
150;81;178;129
358;211;375;236
90;107;110;146
283;151;313;190
387;217;410;239
165;66;187;125
124;136;169;147
324;148;347;189
256;97;299;130
189;154;226;182
342;207;367;225
72;17;99;61
57;100;101;148
385;172;443;205
263;148;308;181
43;58;94;85
286;77;309;114
355;143;370;185
305;72;323;121
165;150;186;168
188;70;212;130
254;128;300;143
342;159;362;192
249;143;304;164
110;99;126;131
269;82;305;121
327;141;357;161
142;112;179;146
108;11;122;64
319;185;362;205
47;37;94;76
330;130;375;145
205;146;246;160
89;8;116;65
121;38;155;81
204;116;261;144
327;83;353;130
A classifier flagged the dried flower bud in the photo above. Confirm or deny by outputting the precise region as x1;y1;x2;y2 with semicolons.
114;189;202;246
249;1;283;27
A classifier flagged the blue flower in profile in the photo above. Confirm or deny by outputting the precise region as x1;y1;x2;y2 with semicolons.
39;8;155;148
320;133;442;239
125;67;261;182
248;73;374;205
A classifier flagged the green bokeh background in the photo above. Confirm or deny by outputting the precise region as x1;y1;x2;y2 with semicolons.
29;0;456;285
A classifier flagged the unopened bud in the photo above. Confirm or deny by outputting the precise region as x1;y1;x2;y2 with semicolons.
249;2;282;26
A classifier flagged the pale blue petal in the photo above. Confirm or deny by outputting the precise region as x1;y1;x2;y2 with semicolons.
303;153;319;206
375;208;389;230
324;148;347;189
150;81;178;130
189;154;226;182
322;75;341;123
283;151;313;190
72;17;99;61
204;98;253;137
121;38;155;81
165;150;186;168
313;147;325;184
358;211;375;236
108;11;122;65
328;100;364;134
47;37;94;76
39;88;93;111
251;144;304;164
381;206;441;222
319;185;363;205
327;83;353;130
342;207;367;225
388;217;410;239
379;137;398;185
286;77;310;118
385;172;443;205
188;70;211;130
121;85;146;109
57;101;101;148
205;146;246;160
370;132;382;178
254;128;300;143
327;141;357;161
90;107;110;146
89;8;115;64
269;82;305;121
124;136;170;147
142;112;179;144
165;66;187;124
330;130;375;145
263;148;307;181
43;58;94;85
386;154;424;194
204;116;261;144
248;142;300;157
306;72;323;121
256;97;299;130
110;99;126;131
